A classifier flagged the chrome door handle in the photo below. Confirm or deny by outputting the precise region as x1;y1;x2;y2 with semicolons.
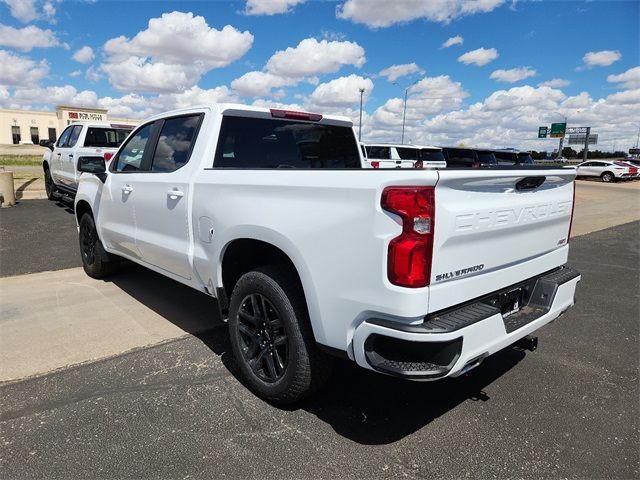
121;185;133;194
68;154;74;158
167;189;184;199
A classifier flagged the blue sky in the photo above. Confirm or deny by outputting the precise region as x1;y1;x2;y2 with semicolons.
1;0;638;151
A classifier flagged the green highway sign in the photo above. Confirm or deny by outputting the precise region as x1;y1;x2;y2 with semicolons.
538;126;548;138
549;122;566;138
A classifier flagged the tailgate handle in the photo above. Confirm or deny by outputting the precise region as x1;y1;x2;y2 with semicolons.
516;176;546;191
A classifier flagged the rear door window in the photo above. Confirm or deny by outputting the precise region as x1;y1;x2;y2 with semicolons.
419;149;445;162
83;127;132;148
443;148;476;167
365;146;391;160
476;151;497;165
214;116;360;169
151;114;202;172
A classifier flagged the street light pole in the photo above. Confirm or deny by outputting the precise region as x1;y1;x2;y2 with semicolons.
401;87;409;144
358;88;365;142
393;79;419;144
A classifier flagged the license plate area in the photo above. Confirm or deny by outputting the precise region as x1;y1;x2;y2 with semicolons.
500;288;524;317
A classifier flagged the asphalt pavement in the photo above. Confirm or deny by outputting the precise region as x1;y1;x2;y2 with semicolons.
0;220;638;479
0;199;79;277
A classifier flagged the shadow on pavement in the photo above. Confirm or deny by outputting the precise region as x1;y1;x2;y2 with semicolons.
103;261;527;445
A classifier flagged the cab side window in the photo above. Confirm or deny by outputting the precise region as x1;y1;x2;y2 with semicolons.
113;123;154;173
366;146;391;159
67;125;83;148
56;126;73;148
151;115;202;172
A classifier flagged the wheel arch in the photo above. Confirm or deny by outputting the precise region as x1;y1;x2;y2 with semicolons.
220;238;320;342
75;199;93;225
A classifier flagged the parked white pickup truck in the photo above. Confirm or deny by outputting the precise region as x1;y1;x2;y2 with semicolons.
74;104;581;404
41;122;134;199
362;143;447;169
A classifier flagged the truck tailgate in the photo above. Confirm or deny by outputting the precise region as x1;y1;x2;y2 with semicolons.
429;168;575;311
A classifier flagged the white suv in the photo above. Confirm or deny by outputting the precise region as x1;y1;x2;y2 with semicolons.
361;143;446;169
575;160;638;182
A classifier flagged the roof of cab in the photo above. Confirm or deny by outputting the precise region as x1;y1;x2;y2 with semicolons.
141;103;353;127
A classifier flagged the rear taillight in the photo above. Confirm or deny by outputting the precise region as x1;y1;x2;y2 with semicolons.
472;162;480;168
371;161;380;168
567;180;576;242
414;160;423;169
104;152;113;161
270;109;322;122
381;186;435;288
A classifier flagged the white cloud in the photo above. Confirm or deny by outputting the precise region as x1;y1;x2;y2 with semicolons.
370;75;468;130
538;78;570;88
457;47;498;66
336;0;505;27
490;66;536;83
378;63;424;82
1;0;56;22
582;50;621;67
607;66;640;90
1;0;38;22
0;49;49;86
441;35;463;48
101;11;254;93
0;24;64;51
265;38;365;78
69;69;81;78
85;65;101;83
397;84;640;152
307;74;373;108
10;84;99;108
231;71;298;97
72;46;94;64
244;0;305;15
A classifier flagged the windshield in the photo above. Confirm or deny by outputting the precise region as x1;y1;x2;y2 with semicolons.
419;149;445;162
517;152;534;164
476;151;497;164
395;147;420;160
84;127;132;148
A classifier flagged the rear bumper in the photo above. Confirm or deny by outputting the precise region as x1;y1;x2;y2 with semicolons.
352;265;581;380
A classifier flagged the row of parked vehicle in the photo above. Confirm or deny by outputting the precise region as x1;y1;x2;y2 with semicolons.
360;143;534;169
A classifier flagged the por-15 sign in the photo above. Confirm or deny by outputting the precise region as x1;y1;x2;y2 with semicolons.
68;111;105;121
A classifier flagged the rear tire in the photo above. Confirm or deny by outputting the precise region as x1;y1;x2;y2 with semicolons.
44;166;56;200
601;172;614;183
79;213;119;278
228;266;332;405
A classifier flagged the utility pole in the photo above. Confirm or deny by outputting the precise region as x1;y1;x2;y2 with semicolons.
636;126;640;149
358;88;365;141
582;126;591;162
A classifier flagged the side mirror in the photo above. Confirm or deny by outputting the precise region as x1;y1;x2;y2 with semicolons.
39;139;54;151
78;156;107;183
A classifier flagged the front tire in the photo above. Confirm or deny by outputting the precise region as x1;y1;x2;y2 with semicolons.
78;213;119;278
228;266;332;405
601;172;614;183
44;167;56;200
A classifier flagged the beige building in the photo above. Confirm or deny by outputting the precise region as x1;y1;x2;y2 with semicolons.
0;105;138;145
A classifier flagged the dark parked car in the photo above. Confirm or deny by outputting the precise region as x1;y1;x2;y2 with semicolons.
441;147;497;168
493;149;535;165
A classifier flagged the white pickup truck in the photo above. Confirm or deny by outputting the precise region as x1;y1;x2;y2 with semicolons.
74;104;581;404
41;122;134;199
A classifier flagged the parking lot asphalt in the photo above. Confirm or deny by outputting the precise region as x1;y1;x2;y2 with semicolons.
1;218;638;478
0;199;78;277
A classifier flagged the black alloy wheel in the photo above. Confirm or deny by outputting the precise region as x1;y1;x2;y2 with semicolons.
236;293;289;383
80;218;98;266
44;168;55;199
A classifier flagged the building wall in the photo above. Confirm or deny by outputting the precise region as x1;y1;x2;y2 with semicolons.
0;105;138;145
